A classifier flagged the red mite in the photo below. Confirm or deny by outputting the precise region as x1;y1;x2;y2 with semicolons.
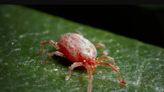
40;32;126;92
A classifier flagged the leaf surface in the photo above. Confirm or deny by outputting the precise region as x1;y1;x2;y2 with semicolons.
0;5;164;92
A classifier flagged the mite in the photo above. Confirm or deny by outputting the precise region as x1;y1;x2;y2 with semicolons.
40;32;126;92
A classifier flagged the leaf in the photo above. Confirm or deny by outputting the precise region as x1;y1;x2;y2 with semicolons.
0;5;164;92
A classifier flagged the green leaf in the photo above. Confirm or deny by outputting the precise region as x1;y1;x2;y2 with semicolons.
0;5;164;92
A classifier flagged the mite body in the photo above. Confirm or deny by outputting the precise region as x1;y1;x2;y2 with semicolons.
40;32;126;92
58;33;97;63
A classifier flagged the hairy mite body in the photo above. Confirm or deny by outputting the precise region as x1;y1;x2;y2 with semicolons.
58;33;97;62
40;32;126;92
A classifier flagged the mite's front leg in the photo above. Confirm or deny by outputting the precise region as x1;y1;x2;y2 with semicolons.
65;62;84;80
39;40;61;64
40;40;59;54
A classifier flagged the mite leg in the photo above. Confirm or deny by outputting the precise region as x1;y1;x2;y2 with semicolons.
94;42;109;56
65;62;84;80
39;40;59;54
44;51;65;64
94;42;106;48
96;56;116;65
74;31;82;35
39;40;60;64
48;51;64;57
44;51;64;64
96;57;126;85
85;65;93;92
